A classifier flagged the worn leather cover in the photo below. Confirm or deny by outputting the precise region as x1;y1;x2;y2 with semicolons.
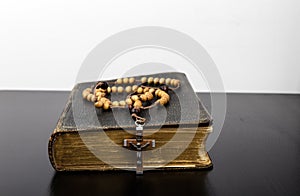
61;72;212;131
49;72;213;171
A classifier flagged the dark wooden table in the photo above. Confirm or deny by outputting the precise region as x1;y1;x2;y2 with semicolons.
0;91;299;196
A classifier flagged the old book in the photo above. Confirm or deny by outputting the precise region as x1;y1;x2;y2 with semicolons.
48;72;213;172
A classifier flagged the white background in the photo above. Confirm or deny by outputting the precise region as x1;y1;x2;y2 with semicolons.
0;0;299;93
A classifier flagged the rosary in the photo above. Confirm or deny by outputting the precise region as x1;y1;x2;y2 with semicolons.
82;76;180;174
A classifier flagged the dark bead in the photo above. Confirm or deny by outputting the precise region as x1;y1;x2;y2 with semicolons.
96;82;108;89
130;107;140;114
160;85;169;92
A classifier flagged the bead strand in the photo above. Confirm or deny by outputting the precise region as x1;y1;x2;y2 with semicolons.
83;76;180;111
113;76;180;88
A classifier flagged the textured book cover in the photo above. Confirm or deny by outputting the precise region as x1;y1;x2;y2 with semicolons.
48;72;213;172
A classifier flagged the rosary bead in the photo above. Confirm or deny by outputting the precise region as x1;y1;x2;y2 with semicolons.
82;90;89;99
130;107;140;115
97;82;108;89
170;79;175;86
95;89;101;94
91;95;97;102
129;77;135;83
116;78;122;84
148;77;154;84
149;88;155;94
119;100;126;106
107;87;111;93
131;95;139;101
133;100;142;108
117;86;124;93
123;78;129;84
153;77;159;84
155;89;161;96
143;87;149;93
157;90;163;97
141;77;147;83
140;94;147;101
137;87;143;94
126;98;133;105
132;85;138;91
100;97;108;103
160;85;169;92
173;79;180;86
165;94;170;101
96;92;105;98
159;78;165;84
111;86;117;93
159;97;168;105
87;94;93;101
112;101;119;106
165;78;171;85
103;102;110;110
125;86;132;93
94;101;103;108
86;88;92;93
145;92;153;100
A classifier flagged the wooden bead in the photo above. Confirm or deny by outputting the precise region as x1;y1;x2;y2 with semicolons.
129;77;135;84
157;90;163;97
140;94;147;101
165;78;171;85
162;94;170;101
126;98;133;105
87;94;93;101
95;89;101;93
131;95;139;101
133;100;142;108
159;78;165;84
153;77;159;84
123;78;129;84
125;86;132;93
119;100;126;106
116;78;122;84
132;85;138;91
112;101;119;106
141;77;147;83
170;79;176;86
94;101;103;108
137;87;143;94
173;79;180;86
111;86;117;93
82;91;89;99
148;77;154;84
107;87;111;93
145;92;153;100
95;92;101;97
143;87;149;93
160;91;166;96
103;102;110;110
86;88;92;93
159;97;168;105
149;88;155;94
96;92;105;97
117;86;123;93
155;89;161;96
91;95;97;102
100;97;108;103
